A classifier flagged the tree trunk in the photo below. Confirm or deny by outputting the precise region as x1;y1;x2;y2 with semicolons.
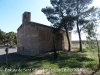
5;48;8;68
64;26;71;51
96;38;100;69
6;54;8;68
76;21;82;52
76;0;82;52
53;37;58;60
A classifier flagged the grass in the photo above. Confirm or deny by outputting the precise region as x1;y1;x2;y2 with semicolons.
72;44;98;52
0;45;100;75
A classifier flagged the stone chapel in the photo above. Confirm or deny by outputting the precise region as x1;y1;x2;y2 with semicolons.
17;12;71;56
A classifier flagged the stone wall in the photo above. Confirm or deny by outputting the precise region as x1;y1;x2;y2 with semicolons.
17;23;39;56
63;31;71;50
17;12;71;56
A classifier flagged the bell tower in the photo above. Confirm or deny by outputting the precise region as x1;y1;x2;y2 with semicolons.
22;12;31;24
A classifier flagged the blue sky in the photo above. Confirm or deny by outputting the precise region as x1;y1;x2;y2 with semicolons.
0;0;51;32
0;0;99;40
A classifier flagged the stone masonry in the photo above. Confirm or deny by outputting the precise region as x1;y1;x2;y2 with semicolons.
17;12;71;56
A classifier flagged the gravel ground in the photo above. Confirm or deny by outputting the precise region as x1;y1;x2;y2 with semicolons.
0;48;27;62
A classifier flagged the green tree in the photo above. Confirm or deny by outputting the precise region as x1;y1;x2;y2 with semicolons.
0;29;17;46
84;23;97;49
85;22;100;69
13;33;17;45
73;0;94;52
6;32;17;46
42;0;75;51
0;29;6;45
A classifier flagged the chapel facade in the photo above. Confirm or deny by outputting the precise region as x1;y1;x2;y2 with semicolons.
17;12;71;56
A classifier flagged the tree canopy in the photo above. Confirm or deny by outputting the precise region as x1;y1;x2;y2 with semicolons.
42;0;99;52
0;29;17;46
42;0;78;51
